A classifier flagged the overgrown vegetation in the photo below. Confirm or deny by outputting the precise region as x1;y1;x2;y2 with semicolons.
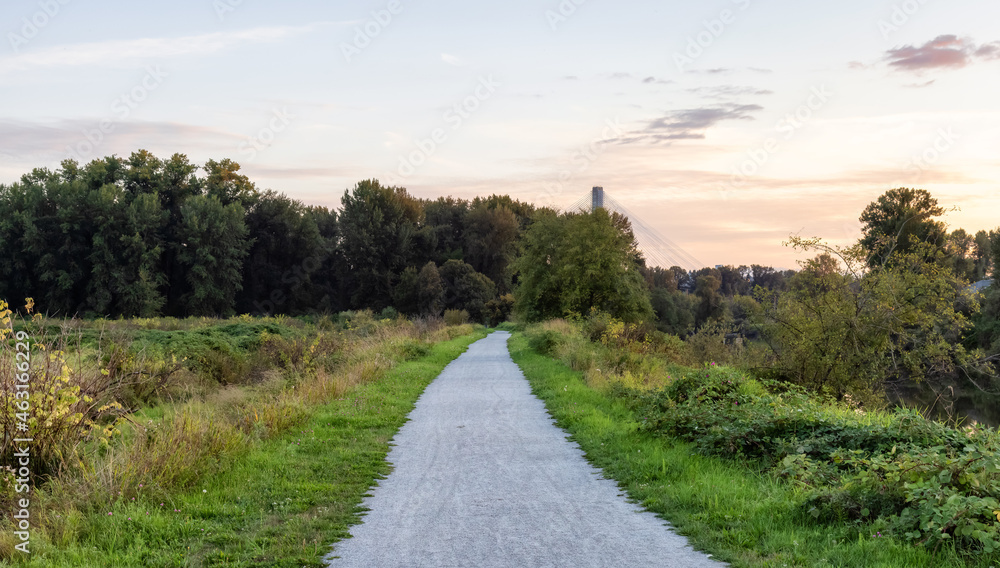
0;301;483;563
518;319;1000;565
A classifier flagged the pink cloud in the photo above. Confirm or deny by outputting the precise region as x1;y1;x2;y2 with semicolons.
885;35;971;72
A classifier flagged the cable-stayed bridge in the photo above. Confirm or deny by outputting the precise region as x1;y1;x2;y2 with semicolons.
563;187;703;271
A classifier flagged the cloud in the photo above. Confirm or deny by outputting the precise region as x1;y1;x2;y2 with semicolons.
0;24;334;75
441;53;467;66
0;119;238;163
694;67;733;75
686;85;773;98
880;35;1000;75
904;79;936;89
617;104;763;144
885;35;971;72
975;41;1000;60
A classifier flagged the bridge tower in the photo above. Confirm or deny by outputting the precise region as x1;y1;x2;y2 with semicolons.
591;186;604;210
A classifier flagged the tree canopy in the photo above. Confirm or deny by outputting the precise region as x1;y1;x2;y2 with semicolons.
513;208;653;323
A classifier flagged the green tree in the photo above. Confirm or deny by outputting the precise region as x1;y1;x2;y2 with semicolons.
463;204;519;293
650;287;696;335
171;195;250;316
237;190;326;315
438;259;497;323
423;196;469;263
747;236;975;403
203;158;258;207
392;266;420;315
859;187;947;267
417;262;444;317
338;180;422;310
694;273;724;326
973;230;992;281
513;208;653;322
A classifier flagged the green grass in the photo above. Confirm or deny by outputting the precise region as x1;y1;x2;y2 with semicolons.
9;328;488;567
508;332;996;568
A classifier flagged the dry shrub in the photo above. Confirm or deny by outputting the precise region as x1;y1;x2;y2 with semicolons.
296;368;348;404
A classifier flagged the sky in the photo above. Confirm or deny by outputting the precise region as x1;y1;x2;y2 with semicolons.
2;0;998;269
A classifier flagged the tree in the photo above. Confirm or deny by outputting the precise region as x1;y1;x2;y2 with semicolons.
423;196;469;263
694;273;725;326
237;190;327;315
438;259;497;323
463;205;519;293
171;195;250;316
513;208;653;323
393;267;420;315
973;230;992;281
859;188;947;267
203;158;258;207
747;236;975;403
338;180;422;310
417;262;444;317
650;287;696;335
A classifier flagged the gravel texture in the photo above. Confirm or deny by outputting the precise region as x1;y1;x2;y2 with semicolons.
325;331;726;567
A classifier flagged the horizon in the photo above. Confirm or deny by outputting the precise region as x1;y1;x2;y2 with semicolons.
2;0;998;268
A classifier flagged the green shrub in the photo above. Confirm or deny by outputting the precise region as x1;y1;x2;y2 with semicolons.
632;362;1000;555
526;328;564;356
444;309;469;326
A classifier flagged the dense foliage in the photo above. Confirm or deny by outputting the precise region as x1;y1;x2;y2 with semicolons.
523;319;1000;558
633;363;1000;555
513;208;653;323
0;152;535;322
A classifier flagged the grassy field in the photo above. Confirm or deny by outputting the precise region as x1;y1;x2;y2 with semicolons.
1;309;486;566
508;329;1000;567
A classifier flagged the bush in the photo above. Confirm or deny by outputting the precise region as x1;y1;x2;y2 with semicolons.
443;309;469;326
526;328;564;357
632;362;1000;555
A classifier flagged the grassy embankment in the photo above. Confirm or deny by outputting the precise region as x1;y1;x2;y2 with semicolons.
510;319;1000;567
1;307;485;566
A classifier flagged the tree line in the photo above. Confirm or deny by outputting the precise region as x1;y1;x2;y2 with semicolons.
0;151;537;322
3;151;997;387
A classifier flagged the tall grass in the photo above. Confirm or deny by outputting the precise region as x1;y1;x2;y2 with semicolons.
0;302;480;561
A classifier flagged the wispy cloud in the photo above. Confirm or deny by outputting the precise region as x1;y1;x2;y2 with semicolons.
0;24;336;75
687;85;773;98
618;104;763;144
441;53;467;66
0;119;238;160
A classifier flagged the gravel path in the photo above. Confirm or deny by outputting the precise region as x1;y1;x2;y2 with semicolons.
324;331;726;567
